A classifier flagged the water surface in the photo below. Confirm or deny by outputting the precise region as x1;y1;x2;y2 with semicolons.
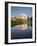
11;24;32;39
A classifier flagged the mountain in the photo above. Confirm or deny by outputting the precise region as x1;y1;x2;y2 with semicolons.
11;14;32;20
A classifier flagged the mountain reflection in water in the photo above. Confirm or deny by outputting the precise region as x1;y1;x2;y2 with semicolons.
11;24;32;39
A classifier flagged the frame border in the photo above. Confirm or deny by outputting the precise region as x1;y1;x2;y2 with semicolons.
5;2;36;44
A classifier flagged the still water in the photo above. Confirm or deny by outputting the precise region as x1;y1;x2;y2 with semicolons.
11;24;32;39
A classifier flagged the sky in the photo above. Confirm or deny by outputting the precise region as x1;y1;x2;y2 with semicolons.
11;6;32;16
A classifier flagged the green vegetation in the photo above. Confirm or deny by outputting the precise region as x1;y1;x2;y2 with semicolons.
11;19;24;27
11;18;32;27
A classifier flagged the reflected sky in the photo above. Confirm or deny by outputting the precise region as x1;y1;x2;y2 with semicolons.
11;24;32;39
